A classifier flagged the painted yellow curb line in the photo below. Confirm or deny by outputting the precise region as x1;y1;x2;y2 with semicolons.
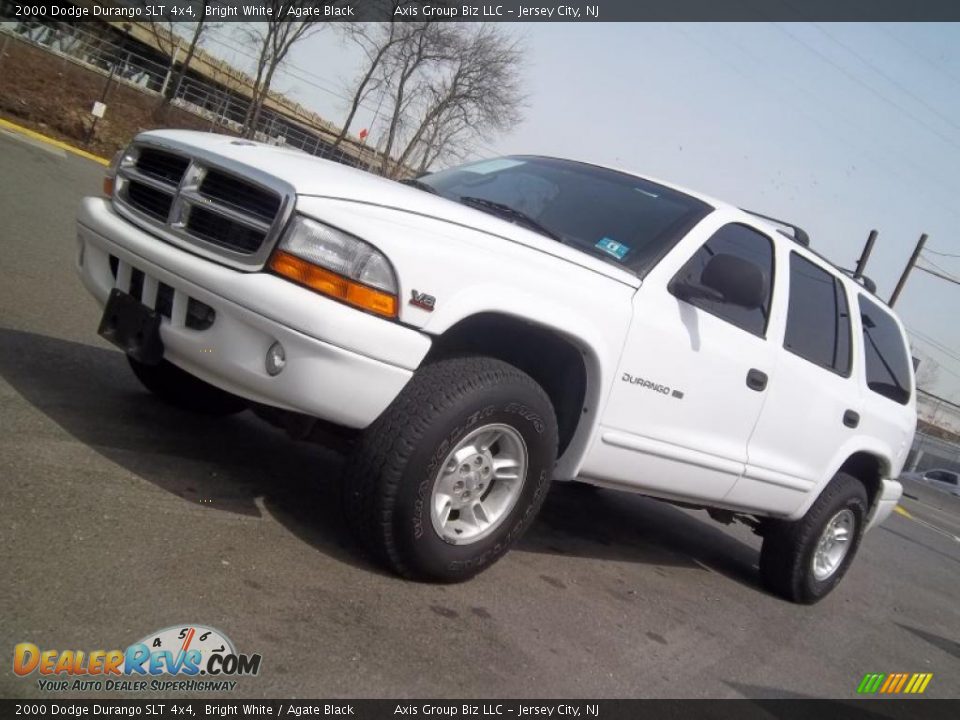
0;117;110;166
894;505;913;519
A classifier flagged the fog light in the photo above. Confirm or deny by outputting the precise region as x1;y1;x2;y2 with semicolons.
266;341;286;376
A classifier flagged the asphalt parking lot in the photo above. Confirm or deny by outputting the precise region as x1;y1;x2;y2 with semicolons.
1;129;959;700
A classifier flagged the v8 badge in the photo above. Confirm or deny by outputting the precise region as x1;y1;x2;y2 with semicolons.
409;289;436;311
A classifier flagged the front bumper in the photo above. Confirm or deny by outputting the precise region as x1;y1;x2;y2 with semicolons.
866;478;903;532
76;197;431;428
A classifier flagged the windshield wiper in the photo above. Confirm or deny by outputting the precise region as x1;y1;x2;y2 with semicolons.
399;178;440;195
459;196;562;243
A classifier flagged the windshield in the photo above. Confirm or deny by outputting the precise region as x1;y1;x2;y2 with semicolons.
417;156;713;276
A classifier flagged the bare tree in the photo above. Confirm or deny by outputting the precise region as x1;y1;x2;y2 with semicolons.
331;7;406;150
391;24;525;176
376;22;457;175
414;104;473;173
163;1;215;104
138;2;216;105
240;2;328;139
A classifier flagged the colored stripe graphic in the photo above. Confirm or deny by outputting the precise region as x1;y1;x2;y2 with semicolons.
880;674;897;693
857;674;885;693
857;672;932;694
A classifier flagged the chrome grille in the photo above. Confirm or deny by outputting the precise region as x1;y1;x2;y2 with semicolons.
186;205;265;253
126;181;173;221
200;169;281;222
112;138;296;271
136;148;190;185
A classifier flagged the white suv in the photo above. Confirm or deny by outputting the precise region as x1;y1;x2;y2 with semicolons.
75;131;916;603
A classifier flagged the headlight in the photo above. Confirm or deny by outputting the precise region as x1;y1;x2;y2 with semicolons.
105;144;137;198
269;215;398;318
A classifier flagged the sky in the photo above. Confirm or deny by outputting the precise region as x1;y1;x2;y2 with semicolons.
201;22;960;400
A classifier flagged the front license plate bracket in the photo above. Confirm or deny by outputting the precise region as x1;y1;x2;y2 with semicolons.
97;288;164;365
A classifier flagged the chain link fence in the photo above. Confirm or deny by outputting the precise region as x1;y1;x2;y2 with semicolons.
0;15;383;170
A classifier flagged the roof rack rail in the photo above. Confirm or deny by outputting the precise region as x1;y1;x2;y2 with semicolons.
740;209;810;247
839;268;878;294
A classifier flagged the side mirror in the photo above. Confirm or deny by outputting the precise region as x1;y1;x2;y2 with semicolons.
673;253;766;309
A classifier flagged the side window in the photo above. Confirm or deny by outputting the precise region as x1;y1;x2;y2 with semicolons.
783;253;852;375
927;471;957;485
670;223;774;337
858;295;912;405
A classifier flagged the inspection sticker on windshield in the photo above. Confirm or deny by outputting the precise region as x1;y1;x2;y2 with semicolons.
596;237;630;260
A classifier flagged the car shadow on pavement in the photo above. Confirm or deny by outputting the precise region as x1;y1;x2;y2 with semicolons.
522;482;764;590
895;623;960;661
1;327;764;592
0;326;380;574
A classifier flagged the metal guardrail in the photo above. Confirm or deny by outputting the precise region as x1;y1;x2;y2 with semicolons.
0;19;380;170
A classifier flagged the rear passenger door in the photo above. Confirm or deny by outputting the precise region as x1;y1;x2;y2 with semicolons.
731;251;858;514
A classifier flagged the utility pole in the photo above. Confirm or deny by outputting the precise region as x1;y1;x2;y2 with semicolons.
853;229;878;280
889;233;928;307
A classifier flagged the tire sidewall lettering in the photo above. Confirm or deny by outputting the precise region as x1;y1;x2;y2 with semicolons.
403;390;555;573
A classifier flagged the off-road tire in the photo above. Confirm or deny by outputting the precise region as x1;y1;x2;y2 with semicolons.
759;472;868;604
343;356;558;582
127;356;247;416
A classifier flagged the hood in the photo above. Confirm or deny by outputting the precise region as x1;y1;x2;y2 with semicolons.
138;130;641;288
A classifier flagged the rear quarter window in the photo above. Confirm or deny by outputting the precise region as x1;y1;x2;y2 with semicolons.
858;295;912;405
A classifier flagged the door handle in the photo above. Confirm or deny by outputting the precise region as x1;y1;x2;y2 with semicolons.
843;410;860;428
746;368;768;392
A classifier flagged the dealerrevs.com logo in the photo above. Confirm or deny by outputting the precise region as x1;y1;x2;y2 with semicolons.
13;625;262;692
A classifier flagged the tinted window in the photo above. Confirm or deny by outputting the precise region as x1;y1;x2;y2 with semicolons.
418;157;712;276
783;253;852;375
859;295;912;405
669;223;774;336
927;471;958;485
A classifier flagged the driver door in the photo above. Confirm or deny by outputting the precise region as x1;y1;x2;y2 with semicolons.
581;217;783;502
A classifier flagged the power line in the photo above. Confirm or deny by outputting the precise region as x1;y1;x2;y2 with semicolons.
907;336;960;382
693;25;960;228
916;265;960;286
773;23;960;155
919;255;960;282
909;329;960;366
925;248;960;259
874;25;960;92
813;23;960;137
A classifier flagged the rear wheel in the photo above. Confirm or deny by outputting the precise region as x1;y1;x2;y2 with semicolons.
344;356;558;582
127;356;247;415
759;472;868;604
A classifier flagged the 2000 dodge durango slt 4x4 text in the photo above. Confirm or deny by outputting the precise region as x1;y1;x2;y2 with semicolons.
75;130;916;603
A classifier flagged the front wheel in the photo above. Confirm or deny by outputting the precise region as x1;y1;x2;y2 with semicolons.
759;472;868;604
344;356;558;582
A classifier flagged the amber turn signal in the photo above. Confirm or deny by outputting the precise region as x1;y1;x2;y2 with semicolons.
269;250;398;318
103;176;115;197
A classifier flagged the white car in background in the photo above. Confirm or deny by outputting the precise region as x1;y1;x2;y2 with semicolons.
900;468;960;498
